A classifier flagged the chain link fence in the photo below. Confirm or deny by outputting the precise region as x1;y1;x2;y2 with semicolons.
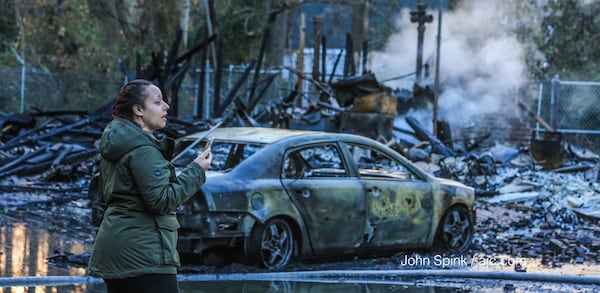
3;65;599;152
176;65;286;119
536;78;600;152
0;65;285;120
0;48;348;121
0;67;122;114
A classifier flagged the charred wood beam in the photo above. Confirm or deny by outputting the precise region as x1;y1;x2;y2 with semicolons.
29;110;89;117
248;74;278;112
321;35;327;82
232;99;260;127
329;49;344;83
393;125;417;136
247;5;284;105
343;33;355;77
4;193;86;209
160;28;184;116
0;146;47;173
282;89;299;105
213;36;223;116
0;184;84;193
312;17;323;83
216;59;257;117
197;45;208;117
518;99;554;132
284;65;335;99
136;52;143;78
316;101;345;112
25;150;57;164
148;52;161;81
405;116;455;157
0;149;13;160
164;62;191;91
161;27;183;87
0;148;97;178
248;28;271;106
174;34;216;65
362;40;368;75
0;118;92;151
52;145;73;166
465;133;492;152
119;59;134;81
0;118;90;149
2;118;54;146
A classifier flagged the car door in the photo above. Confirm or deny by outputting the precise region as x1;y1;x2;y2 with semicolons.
346;143;433;248
280;143;367;256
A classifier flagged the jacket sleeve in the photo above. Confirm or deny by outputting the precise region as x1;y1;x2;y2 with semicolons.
128;145;206;215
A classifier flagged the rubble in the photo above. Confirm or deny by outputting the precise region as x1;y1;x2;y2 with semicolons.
1;68;600;270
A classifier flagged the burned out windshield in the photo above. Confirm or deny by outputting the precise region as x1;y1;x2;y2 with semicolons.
172;139;265;172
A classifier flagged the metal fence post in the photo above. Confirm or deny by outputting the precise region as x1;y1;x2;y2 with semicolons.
203;60;211;119
550;75;559;130
536;82;544;132
11;48;26;113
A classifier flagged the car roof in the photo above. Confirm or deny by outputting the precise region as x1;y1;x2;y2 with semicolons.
181;127;326;144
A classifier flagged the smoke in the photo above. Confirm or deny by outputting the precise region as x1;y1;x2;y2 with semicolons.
370;0;526;130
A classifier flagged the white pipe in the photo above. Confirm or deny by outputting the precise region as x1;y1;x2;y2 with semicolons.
1;269;599;287
203;60;211;118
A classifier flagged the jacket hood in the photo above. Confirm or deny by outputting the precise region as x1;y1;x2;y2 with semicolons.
100;118;158;162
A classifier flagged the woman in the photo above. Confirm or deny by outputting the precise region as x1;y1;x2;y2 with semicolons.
87;79;212;293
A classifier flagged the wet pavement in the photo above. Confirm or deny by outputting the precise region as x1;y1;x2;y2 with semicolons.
2;141;600;292
1;198;600;293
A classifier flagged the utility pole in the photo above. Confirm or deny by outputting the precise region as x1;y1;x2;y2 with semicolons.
433;0;443;137
410;0;433;85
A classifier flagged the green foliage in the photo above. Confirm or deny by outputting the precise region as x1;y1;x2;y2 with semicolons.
5;0;600;110
0;0;19;50
533;0;600;81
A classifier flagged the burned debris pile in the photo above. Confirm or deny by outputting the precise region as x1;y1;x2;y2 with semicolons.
0;107;213;209
276;69;600;267
2;28;600;269
392;107;600;268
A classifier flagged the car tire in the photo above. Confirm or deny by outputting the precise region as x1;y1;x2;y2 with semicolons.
434;205;474;253
246;218;294;269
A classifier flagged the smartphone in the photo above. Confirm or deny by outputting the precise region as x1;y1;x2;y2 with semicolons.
203;136;214;151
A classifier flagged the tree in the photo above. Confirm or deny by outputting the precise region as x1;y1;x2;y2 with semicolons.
0;0;19;52
526;0;600;81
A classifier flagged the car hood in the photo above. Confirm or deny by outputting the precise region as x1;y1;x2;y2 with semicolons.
205;170;225;178
434;176;472;189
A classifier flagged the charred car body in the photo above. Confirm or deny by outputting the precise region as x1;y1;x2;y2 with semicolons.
170;127;475;269
89;127;476;269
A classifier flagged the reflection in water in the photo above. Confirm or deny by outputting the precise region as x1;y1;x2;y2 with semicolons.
0;222;89;284
0;280;455;293
0;283;106;293
180;280;455;292
1;220;598;292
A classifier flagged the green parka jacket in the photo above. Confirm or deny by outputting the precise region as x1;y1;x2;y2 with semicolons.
87;118;205;279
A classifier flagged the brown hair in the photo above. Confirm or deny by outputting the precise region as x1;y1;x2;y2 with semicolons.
110;79;154;119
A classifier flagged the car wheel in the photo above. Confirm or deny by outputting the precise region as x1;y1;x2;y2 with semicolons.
246;218;294;269
435;206;474;253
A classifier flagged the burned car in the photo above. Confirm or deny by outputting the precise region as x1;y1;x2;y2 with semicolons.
171;127;475;269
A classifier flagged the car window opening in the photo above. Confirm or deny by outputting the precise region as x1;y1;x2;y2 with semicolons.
173;140;265;172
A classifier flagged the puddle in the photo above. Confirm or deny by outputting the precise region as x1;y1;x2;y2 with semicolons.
0;279;459;293
1;213;599;293
1;277;599;293
0;221;90;278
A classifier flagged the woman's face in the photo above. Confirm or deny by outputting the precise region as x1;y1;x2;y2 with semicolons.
138;85;170;131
